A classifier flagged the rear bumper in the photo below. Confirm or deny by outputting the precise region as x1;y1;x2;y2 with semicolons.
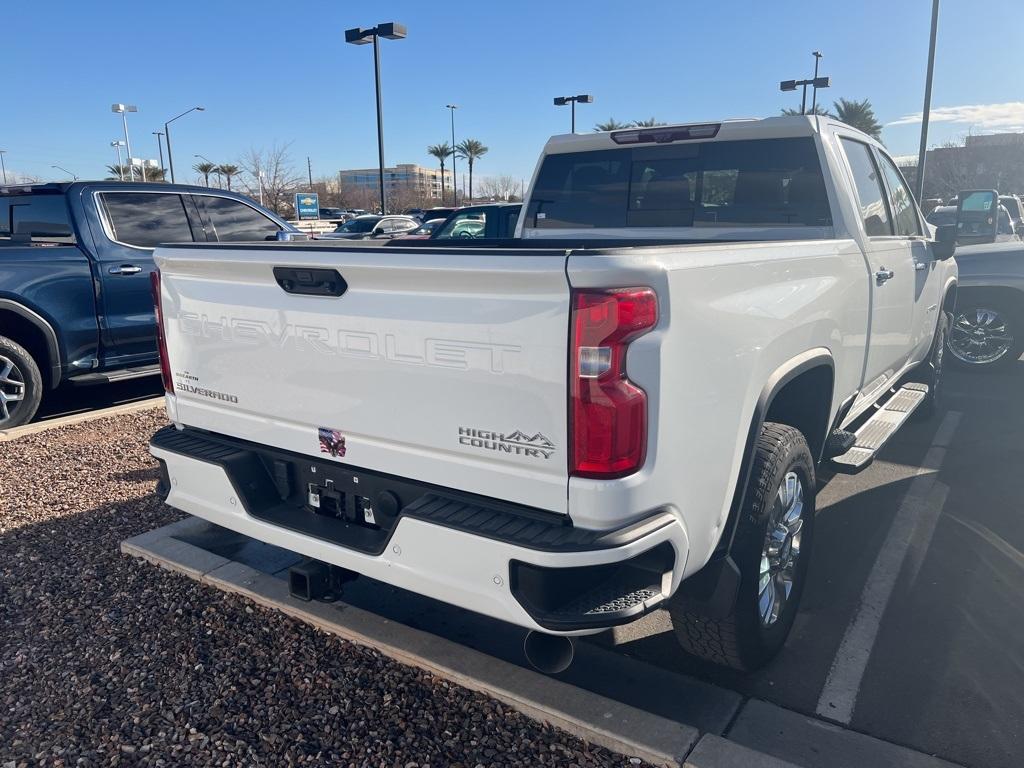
150;425;690;634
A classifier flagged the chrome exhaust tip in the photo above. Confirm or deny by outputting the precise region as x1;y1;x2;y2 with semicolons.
523;631;575;674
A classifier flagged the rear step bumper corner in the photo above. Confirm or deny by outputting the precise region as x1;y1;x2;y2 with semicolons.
149;426;689;634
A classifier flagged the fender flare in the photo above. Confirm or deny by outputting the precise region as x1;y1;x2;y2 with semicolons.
676;348;834;615
0;299;63;387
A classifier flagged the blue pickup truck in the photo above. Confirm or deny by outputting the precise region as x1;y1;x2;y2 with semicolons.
0;181;292;427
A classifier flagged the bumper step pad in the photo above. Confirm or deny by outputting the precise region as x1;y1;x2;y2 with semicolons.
829;383;928;474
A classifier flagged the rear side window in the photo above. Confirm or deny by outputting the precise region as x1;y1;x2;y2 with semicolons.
525;138;832;230
0;195;75;240
839;138;892;237
196;196;282;241
100;192;198;248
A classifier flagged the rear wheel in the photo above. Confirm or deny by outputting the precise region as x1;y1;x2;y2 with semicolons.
669;423;815;671
0;335;43;429
912;311;949;421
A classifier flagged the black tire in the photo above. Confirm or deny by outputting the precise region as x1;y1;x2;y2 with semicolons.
912;311;950;421
0;335;43;429
669;423;815;671
947;296;1024;372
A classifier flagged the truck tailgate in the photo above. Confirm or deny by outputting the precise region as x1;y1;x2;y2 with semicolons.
155;244;571;513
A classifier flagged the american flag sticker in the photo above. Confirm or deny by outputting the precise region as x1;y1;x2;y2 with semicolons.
318;428;346;458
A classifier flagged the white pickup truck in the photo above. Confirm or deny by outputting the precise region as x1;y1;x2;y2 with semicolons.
149;116;958;672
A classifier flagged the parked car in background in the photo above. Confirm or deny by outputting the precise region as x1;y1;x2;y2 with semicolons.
999;195;1024;236
319;207;349;220
0;181;292;427
316;214;420;240
397;218;447;240
416;206;457;223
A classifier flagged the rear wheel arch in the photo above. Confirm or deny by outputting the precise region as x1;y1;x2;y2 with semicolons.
0;301;61;388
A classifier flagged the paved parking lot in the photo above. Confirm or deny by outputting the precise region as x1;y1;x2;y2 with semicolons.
4;358;1020;767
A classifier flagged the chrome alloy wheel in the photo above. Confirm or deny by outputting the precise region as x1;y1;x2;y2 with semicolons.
758;471;804;627
0;355;26;424
949;307;1014;365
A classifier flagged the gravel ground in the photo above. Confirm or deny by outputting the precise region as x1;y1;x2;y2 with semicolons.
0;410;643;767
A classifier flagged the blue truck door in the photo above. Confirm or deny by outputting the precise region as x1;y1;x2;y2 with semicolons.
90;190;203;363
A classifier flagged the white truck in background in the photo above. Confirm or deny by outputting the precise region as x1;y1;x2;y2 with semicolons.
148;116;959;672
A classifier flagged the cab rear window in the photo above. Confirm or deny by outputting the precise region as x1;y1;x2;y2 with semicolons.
525;137;832;230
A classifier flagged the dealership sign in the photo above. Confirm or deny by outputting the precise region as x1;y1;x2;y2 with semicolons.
295;192;320;220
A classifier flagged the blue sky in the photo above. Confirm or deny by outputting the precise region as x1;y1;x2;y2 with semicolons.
4;0;1023;186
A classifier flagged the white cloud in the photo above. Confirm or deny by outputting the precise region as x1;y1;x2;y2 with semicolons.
888;101;1024;132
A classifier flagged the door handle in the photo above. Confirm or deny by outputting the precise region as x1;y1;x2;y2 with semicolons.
108;264;143;275
875;268;895;284
914;261;928;271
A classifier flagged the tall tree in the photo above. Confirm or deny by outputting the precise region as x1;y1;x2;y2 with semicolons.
216;163;240;191
781;104;832;117
832;98;882;139
427;142;453;205
455;139;488;202
193;161;217;187
237;143;304;216
594;118;629;132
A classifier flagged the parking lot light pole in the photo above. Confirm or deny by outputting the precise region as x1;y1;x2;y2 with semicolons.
152;131;166;176
0;150;7;185
52;165;77;181
780;75;830;115
164;106;205;183
346;22;407;215
446;104;458;206
111;104;138;180
553;94;593;133
915;0;941;203
811;52;823;112
110;141;126;179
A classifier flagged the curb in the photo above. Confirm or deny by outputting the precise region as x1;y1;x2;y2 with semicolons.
0;398;163;441
122;519;699;768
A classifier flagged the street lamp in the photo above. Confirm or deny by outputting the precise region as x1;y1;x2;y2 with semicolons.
553;94;593;133
0;150;7;185
810;52;824;113
152;131;166;177
345;22;407;215
111;140;127;180
52;165;78;181
446;104;458;206
164;106;205;183
780;73;830;115
111;104;138;180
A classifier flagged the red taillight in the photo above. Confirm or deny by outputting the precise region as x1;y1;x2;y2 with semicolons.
570;288;658;478
149;270;173;394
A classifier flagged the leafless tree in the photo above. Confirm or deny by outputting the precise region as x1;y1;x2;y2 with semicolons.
475;175;521;201
237;143;304;216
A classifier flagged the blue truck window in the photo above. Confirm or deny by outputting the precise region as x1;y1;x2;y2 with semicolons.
0;195;74;239
100;192;197;248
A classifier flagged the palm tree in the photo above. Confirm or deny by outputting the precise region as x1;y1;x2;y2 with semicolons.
632;118;665;127
455;139;488;202
105;164;166;182
832;98;882;140
781;104;833;117
193;161;218;187
427;142;452;205
594;118;629;132
216;164;240;190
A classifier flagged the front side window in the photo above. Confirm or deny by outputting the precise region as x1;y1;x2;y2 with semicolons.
525;137;832;230
100;192;197;248
198;196;282;241
840;138;892;237
878;153;921;237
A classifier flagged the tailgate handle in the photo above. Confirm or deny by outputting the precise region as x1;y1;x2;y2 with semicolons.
273;267;347;297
